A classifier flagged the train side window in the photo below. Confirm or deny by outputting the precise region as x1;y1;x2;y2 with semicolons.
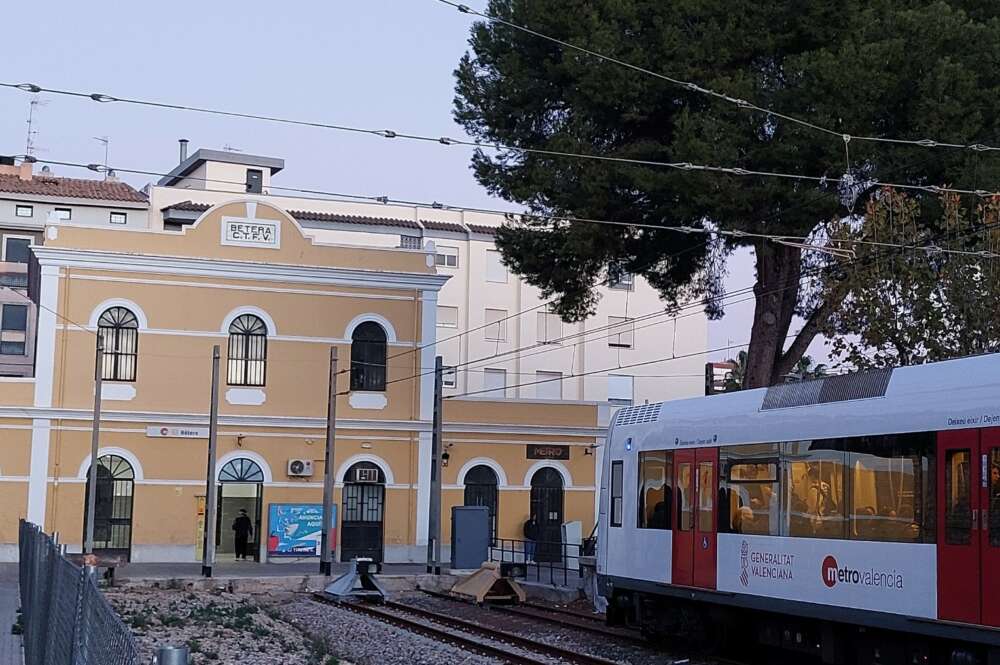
991;448;1000;548
846;432;936;543
638;451;672;529
610;461;624;527
783;441;847;540
720;444;779;536
677;462;694;531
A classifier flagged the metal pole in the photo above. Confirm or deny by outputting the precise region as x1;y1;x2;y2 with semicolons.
84;337;104;555
320;346;338;576
202;345;221;577
426;356;444;574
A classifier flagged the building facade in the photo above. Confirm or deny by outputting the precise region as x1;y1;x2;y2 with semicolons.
149;146;709;407
0;197;606;563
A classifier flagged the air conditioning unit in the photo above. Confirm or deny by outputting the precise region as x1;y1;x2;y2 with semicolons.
287;458;314;477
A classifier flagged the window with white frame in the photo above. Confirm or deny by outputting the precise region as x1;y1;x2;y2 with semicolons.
442;365;457;388
484;308;507;341
109;211;127;225
2;236;32;264
54;208;72;221
608;316;635;348
608;374;634;406
536;371;562;400
536;309;561;344
437;305;459;328
486;250;508;283
15;205;32;218
0;304;28;355
435;246;459;268
482;368;506;398
399;234;422;249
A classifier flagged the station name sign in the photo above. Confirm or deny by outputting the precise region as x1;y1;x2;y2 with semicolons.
146;426;209;439
222;217;280;249
526;444;570;460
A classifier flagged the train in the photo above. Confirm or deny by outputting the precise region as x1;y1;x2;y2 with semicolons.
596;352;1000;665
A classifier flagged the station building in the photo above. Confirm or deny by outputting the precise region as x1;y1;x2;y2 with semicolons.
0;197;607;563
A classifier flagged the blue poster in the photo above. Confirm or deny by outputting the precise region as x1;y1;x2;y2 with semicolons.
267;503;337;557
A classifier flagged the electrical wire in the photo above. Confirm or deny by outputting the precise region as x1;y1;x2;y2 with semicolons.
5;82;1000;203
436;0;1000;155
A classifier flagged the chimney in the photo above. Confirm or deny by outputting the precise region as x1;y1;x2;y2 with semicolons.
178;139;189;163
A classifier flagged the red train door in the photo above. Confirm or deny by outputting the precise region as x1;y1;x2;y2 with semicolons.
937;429;981;624
672;449;695;586
672;448;718;589
980;428;1000;627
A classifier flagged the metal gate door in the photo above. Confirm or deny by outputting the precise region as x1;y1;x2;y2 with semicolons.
530;468;564;563
341;482;385;562
464;465;499;544
82;455;134;561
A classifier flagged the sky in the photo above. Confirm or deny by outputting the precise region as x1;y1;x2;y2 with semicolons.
0;0;828;366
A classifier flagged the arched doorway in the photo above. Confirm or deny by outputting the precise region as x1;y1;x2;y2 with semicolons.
216;458;264;562
463;465;499;544
341;462;385;562
530;467;564;563
82;454;135;561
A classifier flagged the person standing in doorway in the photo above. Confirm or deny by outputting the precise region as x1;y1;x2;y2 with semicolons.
233;509;254;561
523;515;538;563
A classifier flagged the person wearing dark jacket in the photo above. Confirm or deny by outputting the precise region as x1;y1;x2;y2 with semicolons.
523;516;538;563
232;509;254;561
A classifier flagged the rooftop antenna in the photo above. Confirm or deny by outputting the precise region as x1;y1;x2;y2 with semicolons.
25;97;49;157
222;144;243;153
93;136;110;179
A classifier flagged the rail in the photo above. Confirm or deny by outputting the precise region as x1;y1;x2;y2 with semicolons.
488;537;583;587
18;520;139;665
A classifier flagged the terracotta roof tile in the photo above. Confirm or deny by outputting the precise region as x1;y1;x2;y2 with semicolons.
0;174;147;203
466;223;498;235
288;210;422;229
421;219;467;233
161;201;209;212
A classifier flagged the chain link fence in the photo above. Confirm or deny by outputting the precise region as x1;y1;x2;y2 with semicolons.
18;520;139;665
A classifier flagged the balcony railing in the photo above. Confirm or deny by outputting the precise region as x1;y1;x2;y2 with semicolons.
0;261;28;289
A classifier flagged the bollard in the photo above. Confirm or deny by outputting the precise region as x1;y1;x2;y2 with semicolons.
153;645;190;665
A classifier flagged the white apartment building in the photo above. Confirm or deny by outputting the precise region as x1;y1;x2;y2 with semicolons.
146;144;709;406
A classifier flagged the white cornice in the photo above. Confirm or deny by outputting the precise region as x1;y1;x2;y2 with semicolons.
0;406;603;437
31;246;450;292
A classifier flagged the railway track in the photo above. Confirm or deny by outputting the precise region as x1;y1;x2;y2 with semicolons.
418;588;645;645
312;592;621;665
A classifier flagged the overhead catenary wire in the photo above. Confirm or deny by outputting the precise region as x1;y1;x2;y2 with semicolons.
5;82;1000;204
435;0;1000;155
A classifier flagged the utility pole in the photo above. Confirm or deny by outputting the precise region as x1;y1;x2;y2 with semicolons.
84;337;104;555
202;346;221;577
320;347;338;576
425;356;444;574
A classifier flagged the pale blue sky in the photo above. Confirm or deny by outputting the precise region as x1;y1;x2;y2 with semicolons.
0;0;822;365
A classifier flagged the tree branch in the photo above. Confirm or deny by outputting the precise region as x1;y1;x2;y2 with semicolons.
773;296;838;382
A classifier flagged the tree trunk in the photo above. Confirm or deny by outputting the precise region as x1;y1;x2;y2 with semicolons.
743;241;802;388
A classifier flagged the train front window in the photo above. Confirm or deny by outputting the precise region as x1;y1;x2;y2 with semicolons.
945;449;972;545
638;451;672;529
677;463;693;531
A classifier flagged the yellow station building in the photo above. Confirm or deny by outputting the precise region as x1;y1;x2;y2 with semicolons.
0;198;607;563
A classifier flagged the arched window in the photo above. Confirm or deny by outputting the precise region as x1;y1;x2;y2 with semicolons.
227;314;267;386
464;465;499;544
97;307;138;382
219;458;265;483
351;321;387;392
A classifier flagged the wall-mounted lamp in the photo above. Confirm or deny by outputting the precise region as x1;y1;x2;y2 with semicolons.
584;444;597;456
236;434;246;448
441;450;451;467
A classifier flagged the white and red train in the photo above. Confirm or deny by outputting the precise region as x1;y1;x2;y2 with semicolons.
596;352;1000;664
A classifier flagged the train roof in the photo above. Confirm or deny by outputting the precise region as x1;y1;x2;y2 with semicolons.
610;352;1000;449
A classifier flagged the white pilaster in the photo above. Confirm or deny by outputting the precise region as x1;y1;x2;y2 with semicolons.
415;290;439;546
27;264;60;526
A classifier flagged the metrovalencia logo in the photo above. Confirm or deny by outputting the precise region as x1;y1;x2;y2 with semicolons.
821;554;904;590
